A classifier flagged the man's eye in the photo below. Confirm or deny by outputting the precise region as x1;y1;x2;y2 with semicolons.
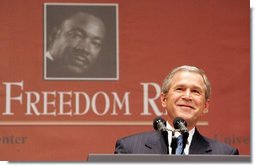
92;40;102;48
192;90;201;94
175;88;183;91
68;31;83;39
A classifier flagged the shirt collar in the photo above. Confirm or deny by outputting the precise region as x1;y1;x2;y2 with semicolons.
46;51;54;61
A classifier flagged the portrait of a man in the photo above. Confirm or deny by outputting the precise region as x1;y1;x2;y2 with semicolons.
44;4;118;80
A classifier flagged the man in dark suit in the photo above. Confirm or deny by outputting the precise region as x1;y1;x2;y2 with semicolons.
114;65;239;155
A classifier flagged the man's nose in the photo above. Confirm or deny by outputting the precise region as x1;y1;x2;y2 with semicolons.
77;38;91;52
183;90;191;99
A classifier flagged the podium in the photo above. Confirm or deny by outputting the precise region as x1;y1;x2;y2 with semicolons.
87;154;250;162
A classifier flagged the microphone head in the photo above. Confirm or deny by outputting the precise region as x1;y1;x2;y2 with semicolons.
173;117;187;130
173;117;189;150
153;116;166;130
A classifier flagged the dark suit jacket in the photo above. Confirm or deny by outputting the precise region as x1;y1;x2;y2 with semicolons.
114;128;239;155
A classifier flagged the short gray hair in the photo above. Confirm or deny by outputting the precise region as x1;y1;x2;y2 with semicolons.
161;65;211;100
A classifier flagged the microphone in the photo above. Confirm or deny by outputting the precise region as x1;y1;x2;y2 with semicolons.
173;117;189;153
153;117;169;154
173;117;189;135
153;117;168;133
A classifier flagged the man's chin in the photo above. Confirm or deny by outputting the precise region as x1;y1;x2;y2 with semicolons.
66;65;89;75
174;114;191;122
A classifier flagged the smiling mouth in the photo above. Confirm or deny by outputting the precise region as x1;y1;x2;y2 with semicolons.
178;104;195;109
72;54;90;66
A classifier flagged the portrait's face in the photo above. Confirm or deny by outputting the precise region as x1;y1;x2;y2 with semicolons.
50;13;105;75
161;71;209;128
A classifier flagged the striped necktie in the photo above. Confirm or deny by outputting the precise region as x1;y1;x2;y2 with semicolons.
175;135;184;155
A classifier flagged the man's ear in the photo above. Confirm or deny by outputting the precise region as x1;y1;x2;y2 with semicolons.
203;109;208;114
160;93;167;108
203;99;210;114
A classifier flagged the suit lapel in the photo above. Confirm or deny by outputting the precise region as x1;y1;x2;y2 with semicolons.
189;128;212;154
144;131;168;154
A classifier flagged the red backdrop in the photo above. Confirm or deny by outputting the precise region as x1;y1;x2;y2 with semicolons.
0;0;250;160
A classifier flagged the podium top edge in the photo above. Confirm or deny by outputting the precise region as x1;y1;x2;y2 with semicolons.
87;154;251;162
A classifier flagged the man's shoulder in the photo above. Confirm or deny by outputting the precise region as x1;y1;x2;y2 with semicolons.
114;130;165;154
205;136;234;148
203;135;239;154
192;129;239;154
119;130;158;141
116;130;163;146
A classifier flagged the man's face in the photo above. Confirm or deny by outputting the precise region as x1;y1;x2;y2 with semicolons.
161;71;209;128
50;13;105;75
